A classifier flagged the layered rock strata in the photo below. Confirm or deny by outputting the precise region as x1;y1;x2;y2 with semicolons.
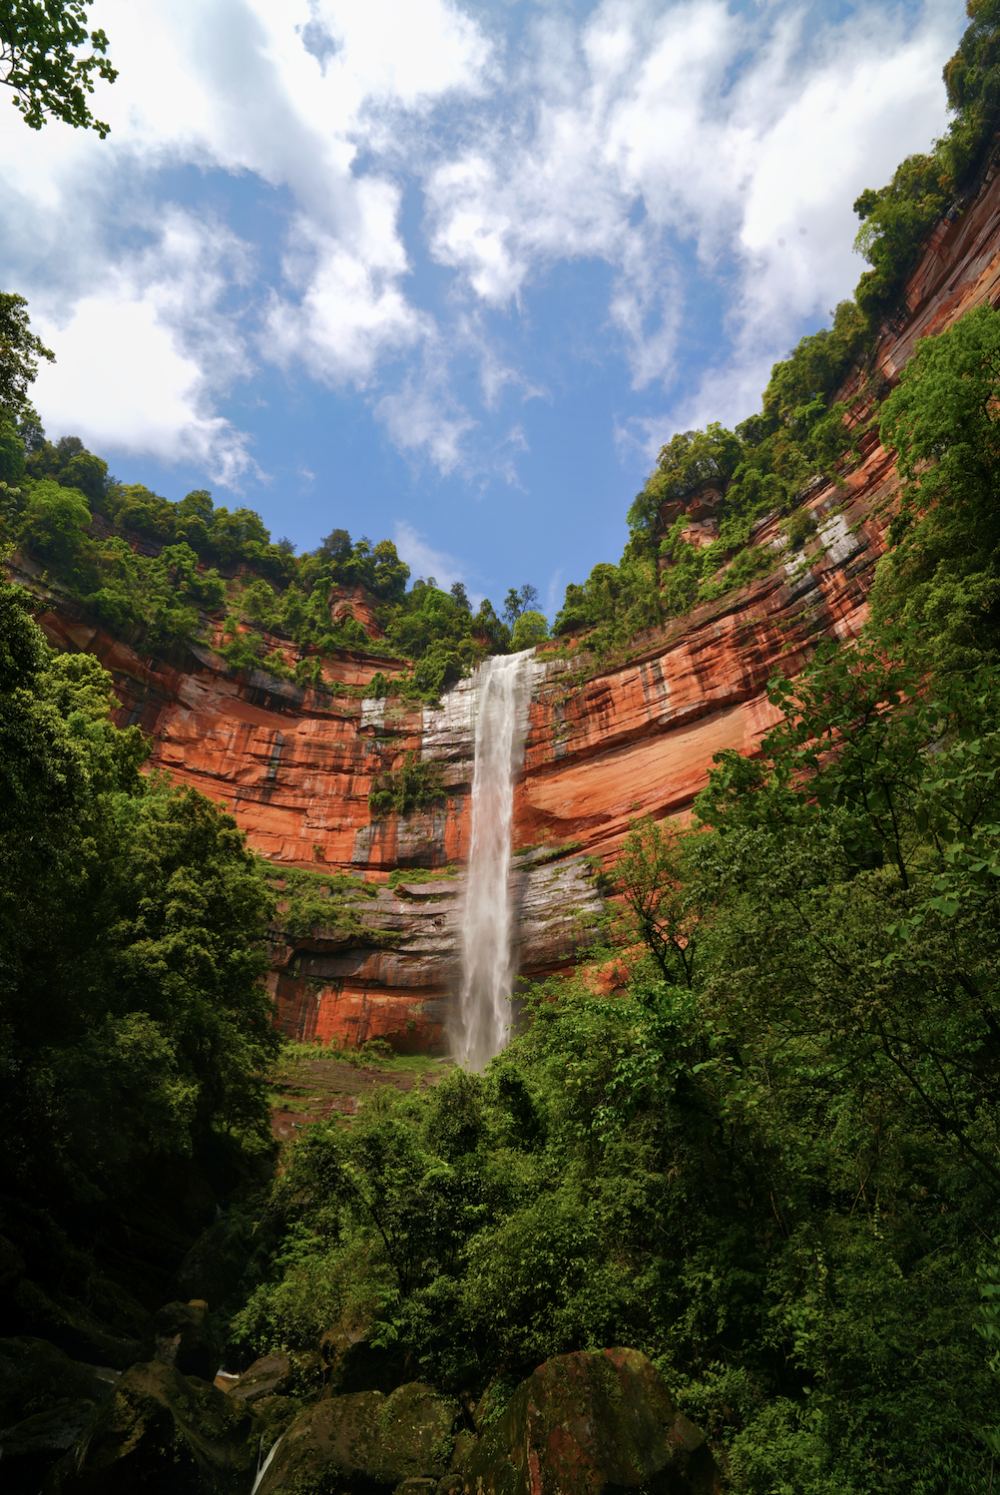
16;162;1000;1052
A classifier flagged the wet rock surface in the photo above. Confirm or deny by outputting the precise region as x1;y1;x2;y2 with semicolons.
227;1354;293;1404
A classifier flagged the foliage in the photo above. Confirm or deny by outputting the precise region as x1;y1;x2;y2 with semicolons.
502;584;540;632
872;300;1000;669
611;816;706;986
0;291;54;423
510;609;548;651
626;423;742;536
0;0;117;136
853;155;953;321
226;618;1000;1491
553;548;662;651
368;752;446;820
0;579;279;1342
387;863;458;889
271;864;378;940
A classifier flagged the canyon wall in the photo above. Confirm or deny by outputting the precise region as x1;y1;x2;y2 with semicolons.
19;163;1000;1053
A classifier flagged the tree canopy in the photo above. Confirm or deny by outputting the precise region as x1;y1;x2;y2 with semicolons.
0;0;117;136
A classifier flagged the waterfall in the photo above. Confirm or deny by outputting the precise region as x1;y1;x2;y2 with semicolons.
455;649;535;1071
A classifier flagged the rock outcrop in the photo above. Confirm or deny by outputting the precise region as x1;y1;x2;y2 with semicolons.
461;1348;720;1495
253;1380;458;1495
22;1341;715;1495
15;162;1000;1053
48;1359;258;1494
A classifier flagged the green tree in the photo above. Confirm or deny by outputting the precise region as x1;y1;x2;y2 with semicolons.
0;0;117;136
511;608;548;651
872;300;1000;667
0;579;278;1276
0;291;54;421
502;584;539;631
19;476;90;567
613;816;705;986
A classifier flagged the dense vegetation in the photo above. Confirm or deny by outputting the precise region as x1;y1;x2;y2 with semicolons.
0;579;280;1342
0;384;551;704
4;6;1000;1491
212;617;1000;1493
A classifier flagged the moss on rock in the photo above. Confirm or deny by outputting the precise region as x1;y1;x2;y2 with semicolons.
255;1382;457;1495
462;1348;720;1495
48;1359;258;1494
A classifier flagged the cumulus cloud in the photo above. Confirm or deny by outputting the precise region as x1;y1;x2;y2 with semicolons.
377;375;477;474
423;0;962;408
264;197;429;388
29;210;258;485
0;0;967;485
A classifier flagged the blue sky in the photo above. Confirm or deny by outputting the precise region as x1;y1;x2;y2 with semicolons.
0;0;966;615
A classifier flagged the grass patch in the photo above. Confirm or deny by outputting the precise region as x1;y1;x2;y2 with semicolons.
388;864;459;890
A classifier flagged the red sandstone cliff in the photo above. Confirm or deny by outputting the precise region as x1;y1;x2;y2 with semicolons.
15;162;1000;1053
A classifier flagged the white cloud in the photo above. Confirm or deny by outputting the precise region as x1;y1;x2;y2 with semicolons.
0;0;493;477
393;520;471;593
29;210;257;484
0;0;969;485
264;197;429;387
423;0;964;406
377;376;476;474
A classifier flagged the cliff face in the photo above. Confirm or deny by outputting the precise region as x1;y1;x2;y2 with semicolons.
22;163;1000;1054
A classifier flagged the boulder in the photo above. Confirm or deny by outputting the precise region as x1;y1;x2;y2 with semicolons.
228;1353;293;1404
0;1401;99;1495
461;1348;721;1495
11;1280;143;1369
143;1299;220;1381
255;1380;457;1495
47;1359;258;1493
319;1316;402;1396
0;1337;118;1427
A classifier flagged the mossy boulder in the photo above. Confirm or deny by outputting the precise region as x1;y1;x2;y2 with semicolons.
1;1401;99;1495
319;1317;402;1395
11;1280;143;1369
0;1337;117;1426
255;1381;457;1495
142;1299;220;1381
47;1359;258;1493
461;1348;721;1495
0;1336;123;1492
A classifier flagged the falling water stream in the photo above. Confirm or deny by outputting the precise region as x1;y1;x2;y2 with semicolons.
454;649;536;1071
